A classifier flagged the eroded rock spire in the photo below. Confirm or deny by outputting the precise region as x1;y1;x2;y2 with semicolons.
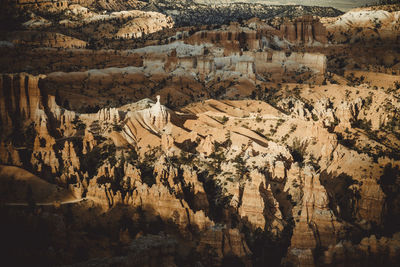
147;95;170;131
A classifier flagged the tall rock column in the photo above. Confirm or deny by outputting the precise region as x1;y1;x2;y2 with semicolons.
286;166;342;266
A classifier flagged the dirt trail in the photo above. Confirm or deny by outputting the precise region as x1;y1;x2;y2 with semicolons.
4;198;88;207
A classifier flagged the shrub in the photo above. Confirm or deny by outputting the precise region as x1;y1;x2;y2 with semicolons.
289;138;308;166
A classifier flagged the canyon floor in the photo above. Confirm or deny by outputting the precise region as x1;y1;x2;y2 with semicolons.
0;1;400;267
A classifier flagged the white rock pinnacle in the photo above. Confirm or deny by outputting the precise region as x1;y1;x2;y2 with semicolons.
147;95;169;131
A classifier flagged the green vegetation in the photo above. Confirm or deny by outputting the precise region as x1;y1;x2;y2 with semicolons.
80;143;116;177
136;147;159;187
72;117;86;131
220;115;229;124
112;124;123;132
351;118;372;131
320;172;360;222
198;171;233;223
233;154;248;180
288;138;308;167
346;73;366;87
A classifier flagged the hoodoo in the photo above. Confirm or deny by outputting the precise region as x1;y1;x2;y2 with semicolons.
145;95;170;131
0;1;400;267
280;15;328;44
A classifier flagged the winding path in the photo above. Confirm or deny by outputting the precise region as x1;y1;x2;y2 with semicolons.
4;198;88;207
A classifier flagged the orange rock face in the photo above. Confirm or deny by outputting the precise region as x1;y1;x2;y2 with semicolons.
1;3;400;266
286;167;343;266
280;16;328;44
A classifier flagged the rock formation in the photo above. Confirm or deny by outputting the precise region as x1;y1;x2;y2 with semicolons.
1;3;400;267
197;227;251;264
320;233;400;266
0;73;43;133
145;95;170;131
280;15;328;44
116;11;174;39
286;166;343;266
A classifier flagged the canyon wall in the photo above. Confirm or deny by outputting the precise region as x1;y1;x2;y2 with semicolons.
1;71;400;266
280;15;328;44
0;73;44;134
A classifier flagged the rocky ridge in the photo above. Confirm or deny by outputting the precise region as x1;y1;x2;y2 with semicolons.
1;71;400;266
145;1;343;27
1;2;400;267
